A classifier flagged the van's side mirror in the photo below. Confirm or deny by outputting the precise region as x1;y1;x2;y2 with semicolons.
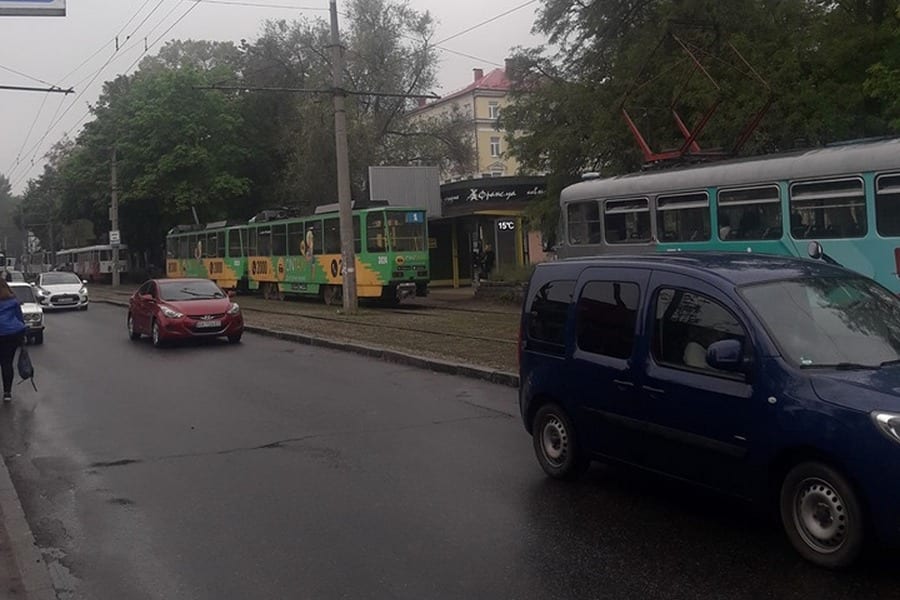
707;339;744;372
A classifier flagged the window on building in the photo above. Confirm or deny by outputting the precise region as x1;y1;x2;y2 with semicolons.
605;198;651;243
488;101;500;119
576;281;640;359
526;280;575;352
718;186;782;241
656;192;711;242
567;201;602;245
790;178;866;239
876;173;900;237
490;136;501;157
652;288;747;376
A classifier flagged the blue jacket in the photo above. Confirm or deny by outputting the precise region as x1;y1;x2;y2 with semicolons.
0;298;26;336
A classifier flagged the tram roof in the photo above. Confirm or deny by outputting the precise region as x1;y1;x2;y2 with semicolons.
561;137;900;202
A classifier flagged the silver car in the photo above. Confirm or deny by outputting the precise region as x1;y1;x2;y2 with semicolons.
10;282;44;344
34;271;89;310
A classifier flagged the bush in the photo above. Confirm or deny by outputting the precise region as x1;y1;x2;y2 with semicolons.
489;264;535;283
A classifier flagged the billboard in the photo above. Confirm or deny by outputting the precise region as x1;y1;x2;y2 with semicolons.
0;0;65;16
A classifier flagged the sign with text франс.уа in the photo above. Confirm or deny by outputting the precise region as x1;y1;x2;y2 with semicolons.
0;0;65;16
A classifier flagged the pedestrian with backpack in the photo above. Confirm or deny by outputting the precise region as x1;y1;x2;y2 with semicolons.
0;279;26;402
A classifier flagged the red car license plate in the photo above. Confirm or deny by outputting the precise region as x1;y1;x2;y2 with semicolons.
196;320;222;328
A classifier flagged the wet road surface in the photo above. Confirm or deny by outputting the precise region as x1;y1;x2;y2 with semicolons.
0;303;897;599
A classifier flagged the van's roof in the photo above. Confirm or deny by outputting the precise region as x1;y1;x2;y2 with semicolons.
537;252;855;287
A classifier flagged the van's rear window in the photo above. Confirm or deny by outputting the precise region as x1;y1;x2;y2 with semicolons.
526;280;575;348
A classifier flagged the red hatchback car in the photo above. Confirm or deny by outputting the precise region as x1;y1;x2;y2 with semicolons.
127;278;243;347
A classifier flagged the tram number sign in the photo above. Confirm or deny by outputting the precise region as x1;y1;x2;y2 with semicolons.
250;259;270;276
497;220;516;231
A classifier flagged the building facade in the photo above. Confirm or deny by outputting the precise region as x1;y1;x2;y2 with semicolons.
406;63;548;286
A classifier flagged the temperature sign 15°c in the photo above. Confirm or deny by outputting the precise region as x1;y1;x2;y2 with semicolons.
0;0;66;16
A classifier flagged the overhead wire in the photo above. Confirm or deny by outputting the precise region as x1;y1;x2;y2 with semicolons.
9;0;176;185
12;0;531;187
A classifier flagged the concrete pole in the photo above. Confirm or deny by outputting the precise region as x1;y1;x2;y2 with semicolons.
111;147;120;287
329;0;358;313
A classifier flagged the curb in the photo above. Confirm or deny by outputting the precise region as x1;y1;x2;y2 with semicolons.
0;454;57;600
93;298;520;388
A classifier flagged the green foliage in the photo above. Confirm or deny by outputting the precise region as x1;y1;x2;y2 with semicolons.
504;0;900;236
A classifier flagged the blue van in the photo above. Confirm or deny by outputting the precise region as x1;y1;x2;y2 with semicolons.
518;253;900;568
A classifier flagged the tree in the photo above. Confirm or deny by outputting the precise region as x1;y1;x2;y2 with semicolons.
503;0;900;237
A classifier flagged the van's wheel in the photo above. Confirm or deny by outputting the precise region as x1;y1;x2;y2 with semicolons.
779;461;865;568
532;403;590;480
322;285;342;306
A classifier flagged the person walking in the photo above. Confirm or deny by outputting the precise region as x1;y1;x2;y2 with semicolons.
0;279;26;402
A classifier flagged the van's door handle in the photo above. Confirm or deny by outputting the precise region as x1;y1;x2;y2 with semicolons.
641;385;666;395
613;379;634;390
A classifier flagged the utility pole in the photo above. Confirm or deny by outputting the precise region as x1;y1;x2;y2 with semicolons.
329;0;358;313
110;147;120;287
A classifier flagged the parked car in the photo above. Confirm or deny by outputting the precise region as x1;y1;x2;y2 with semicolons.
5;270;25;282
519;252;900;568
127;278;243;347
9;282;43;344
33;271;88;310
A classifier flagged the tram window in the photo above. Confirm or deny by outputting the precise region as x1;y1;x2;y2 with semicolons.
567;201;602;245
367;213;386;251
353;216;361;254
876;174;900;237
306;221;324;254
656;192;710;242
257;226;272;255
167;237;176;258
248;228;259;256
288;223;303;255
201;233;214;258
228;229;245;257
217;232;226;257
605;198;651;244
385;211;426;252
790;178;866;239
178;236;189;259
717;186;782;241
324;218;341;254
272;225;287;256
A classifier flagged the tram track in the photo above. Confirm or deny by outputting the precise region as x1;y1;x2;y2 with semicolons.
241;305;516;346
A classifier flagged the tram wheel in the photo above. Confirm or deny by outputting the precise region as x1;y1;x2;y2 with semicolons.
322;285;342;306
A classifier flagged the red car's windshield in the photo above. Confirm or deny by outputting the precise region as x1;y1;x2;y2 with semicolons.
158;280;226;301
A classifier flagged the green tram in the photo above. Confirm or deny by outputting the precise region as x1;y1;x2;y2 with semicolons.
166;206;429;303
558;137;900;292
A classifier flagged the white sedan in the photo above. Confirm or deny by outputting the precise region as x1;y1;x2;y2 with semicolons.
34;271;89;310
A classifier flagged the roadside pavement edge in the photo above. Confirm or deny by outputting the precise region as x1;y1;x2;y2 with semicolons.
94;298;520;388
0;452;57;600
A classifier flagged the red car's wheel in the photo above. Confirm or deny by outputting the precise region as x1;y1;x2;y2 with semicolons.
151;319;165;348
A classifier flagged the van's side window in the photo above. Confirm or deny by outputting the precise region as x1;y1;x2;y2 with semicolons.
652;288;746;374
576;281;640;358
527;280;575;348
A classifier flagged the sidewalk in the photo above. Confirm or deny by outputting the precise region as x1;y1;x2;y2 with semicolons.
0;437;57;600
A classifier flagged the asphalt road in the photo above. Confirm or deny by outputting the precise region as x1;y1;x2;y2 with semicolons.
0;303;897;599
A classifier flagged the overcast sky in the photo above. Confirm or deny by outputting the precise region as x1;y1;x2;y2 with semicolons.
0;0;545;195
